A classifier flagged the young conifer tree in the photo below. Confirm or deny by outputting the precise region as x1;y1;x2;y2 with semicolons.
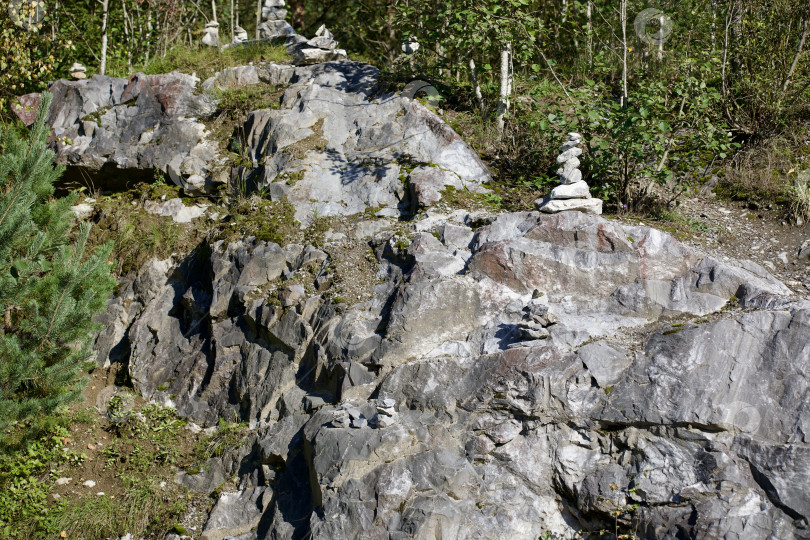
0;93;115;435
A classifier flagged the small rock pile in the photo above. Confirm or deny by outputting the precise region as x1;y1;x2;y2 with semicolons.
201;21;220;47
330;399;399;429
509;295;559;349
331;404;366;428
69;62;87;80
257;0;295;39
375;398;398;428
232;25;248;44
536;132;603;215
292;24;348;65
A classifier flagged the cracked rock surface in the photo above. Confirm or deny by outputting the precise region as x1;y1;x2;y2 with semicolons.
94;207;810;539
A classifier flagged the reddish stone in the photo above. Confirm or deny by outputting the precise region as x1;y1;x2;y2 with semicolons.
11;93;42;126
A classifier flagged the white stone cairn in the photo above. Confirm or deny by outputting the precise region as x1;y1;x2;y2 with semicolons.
202;21;220;47
292;24;347;65
262;0;287;20
232;26;248;44
536;132;603;215
69;62;87;80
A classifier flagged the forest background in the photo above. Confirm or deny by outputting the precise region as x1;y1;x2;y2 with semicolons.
1;0;809;213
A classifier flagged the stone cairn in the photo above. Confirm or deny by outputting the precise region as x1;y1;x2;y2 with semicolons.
258;0;294;39
69;62;87;80
241;0;346;65
330;398;399;429
201;21;220;47
507;292;560;349
232;25;248;44
536;132;603;215
293;24;347;65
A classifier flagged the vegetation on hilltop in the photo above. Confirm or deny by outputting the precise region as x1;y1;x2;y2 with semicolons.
2;0;808;215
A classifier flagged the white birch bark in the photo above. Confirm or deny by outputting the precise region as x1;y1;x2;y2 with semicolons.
496;42;513;138
100;0;109;75
621;0;628;107
469;58;486;114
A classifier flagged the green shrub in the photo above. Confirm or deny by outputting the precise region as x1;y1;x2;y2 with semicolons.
0;94;115;441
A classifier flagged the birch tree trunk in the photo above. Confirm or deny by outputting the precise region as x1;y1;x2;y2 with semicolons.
621;0;628;106
658;14;664;60
100;0;110;75
469;57;486;115
231;0;235;42
587;0;593;66
122;0;132;71
496;42;513;139
782;4;809;93
256;0;262;39
212;0;218;21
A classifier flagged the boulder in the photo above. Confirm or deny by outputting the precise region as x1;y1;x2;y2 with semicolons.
11;93;42;126
201;488;269;540
232;61;490;222
45;72;219;194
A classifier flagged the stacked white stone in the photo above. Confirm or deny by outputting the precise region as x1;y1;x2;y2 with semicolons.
293;24;348;65
232;26;248;44
201;21;220;47
69;62;87;80
258;0;296;39
375;398;398;428
536;132;603;215
331;408;350;428
261;0;287;20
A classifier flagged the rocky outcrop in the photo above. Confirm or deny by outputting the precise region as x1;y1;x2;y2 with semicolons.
232;61;491;222
43;61;489;218
46;72;220;194
94;207;809;539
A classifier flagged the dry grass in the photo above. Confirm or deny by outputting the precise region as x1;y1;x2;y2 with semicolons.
719;136;797;201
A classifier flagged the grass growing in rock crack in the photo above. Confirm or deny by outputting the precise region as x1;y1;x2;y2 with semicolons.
193;419;250;461
86;182;206;276
789;172;810;223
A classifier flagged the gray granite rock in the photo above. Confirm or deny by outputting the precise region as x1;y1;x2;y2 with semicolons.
45;72;219;194
233;61;490;222
94;177;806;538
201;488;269;540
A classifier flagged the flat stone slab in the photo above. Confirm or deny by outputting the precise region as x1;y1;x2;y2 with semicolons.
551;180;591;200
536;196;603;215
